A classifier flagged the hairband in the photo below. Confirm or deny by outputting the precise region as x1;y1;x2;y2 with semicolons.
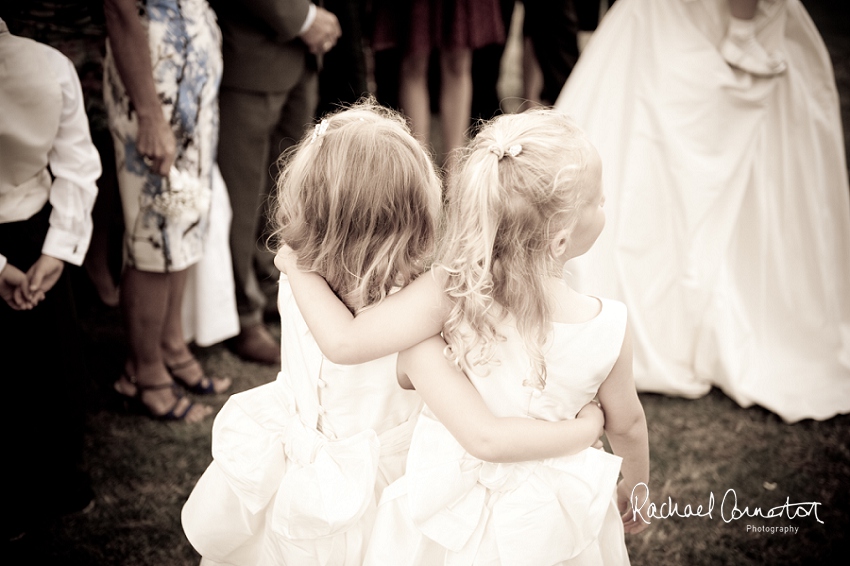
310;119;329;144
488;144;522;160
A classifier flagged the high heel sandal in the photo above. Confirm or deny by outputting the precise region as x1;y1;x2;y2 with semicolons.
114;373;202;422
165;358;231;395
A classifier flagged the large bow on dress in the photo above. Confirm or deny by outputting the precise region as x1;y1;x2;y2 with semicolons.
182;378;380;563
216;380;380;536
405;414;622;566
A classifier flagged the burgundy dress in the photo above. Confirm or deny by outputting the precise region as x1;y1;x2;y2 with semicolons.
372;0;505;54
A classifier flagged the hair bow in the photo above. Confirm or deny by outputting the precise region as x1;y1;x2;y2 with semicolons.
488;144;522;160
311;119;329;144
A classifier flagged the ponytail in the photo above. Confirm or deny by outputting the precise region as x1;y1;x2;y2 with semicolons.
438;109;595;388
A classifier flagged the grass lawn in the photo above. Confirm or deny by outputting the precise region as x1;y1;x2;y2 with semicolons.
13;325;850;566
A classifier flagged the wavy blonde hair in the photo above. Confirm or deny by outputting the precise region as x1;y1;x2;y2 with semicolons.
439;109;599;388
273;100;442;312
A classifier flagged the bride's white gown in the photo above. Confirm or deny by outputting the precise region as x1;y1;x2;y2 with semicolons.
555;0;850;422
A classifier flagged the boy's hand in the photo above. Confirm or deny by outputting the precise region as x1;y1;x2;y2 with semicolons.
576;400;605;440
274;245;298;275
25;254;64;301
1;263;36;310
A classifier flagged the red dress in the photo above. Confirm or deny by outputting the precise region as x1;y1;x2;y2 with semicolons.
372;0;505;54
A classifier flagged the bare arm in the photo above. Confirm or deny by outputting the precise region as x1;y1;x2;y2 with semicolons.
596;320;650;534
104;0;175;176
277;248;447;364
398;336;604;463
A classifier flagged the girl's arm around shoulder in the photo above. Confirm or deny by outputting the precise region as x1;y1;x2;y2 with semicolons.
596;317;645;436
277;247;447;364
398;335;604;463
596;317;651;534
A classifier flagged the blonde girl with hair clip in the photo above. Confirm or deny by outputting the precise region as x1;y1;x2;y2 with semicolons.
181;101;605;566
280;108;651;564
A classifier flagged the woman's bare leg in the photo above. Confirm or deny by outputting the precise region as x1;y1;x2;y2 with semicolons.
399;50;432;145
119;267;211;422
522;37;544;108
440;48;473;168
84;162;120;307
160;268;231;393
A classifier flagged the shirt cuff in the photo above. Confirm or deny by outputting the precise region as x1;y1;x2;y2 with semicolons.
42;226;88;266
299;3;317;35
0;254;7;275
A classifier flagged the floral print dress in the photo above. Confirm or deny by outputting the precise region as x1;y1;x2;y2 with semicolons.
104;0;221;272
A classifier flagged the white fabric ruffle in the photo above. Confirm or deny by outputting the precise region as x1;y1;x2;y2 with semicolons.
183;378;381;565
365;413;624;566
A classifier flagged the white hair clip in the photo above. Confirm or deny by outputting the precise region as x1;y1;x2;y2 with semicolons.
311;119;329;144
488;143;523;160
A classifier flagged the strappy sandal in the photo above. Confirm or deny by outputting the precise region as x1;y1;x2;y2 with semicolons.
165;358;231;395
114;374;202;421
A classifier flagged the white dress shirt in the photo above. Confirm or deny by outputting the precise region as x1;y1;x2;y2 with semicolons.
299;3;317;35
0;18;101;273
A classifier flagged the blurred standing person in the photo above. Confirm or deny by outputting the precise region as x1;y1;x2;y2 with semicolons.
573;0;616;41
105;0;231;422
4;0;122;307
556;0;850;422
211;0;341;365
1;16;99;538
373;0;505;166
522;0;622;107
316;0;368;117
521;0;580;107
470;0;513;121
471;0;586;116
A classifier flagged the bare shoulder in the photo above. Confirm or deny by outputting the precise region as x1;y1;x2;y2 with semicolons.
549;280;603;324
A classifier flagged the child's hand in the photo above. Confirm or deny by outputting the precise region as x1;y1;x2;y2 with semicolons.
618;480;650;535
26;254;64;300
274;245;298;275
576;400;605;439
1;263;36;310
